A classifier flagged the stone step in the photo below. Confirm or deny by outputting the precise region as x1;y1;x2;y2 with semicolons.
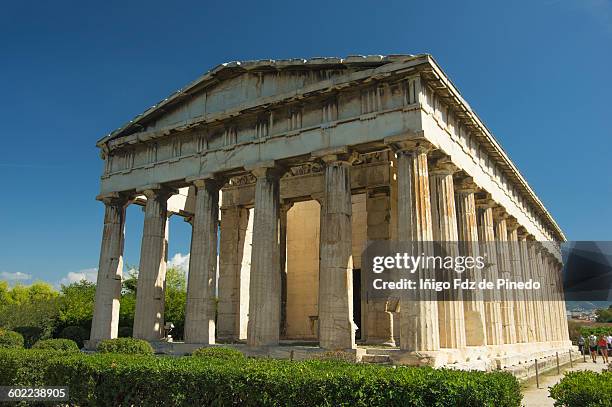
361;354;392;364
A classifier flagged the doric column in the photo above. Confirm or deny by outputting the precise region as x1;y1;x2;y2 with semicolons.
493;208;516;344
246;163;282;347
364;189;395;346
429;158;466;349
90;193;128;345
518;230;538;343
506;220;529;343
535;244;553;342
455;177;486;346
528;238;546;342
279;201;292;338
476;196;503;346
554;258;570;341
391;139;439;352
217;205;251;341
184;177;221;344
133;186;173;341
316;150;356;350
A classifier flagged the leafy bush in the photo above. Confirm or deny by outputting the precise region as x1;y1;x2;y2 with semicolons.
59;325;89;348
192;346;245;360
32;338;79;352
0;349;522;406
550;370;612;407
97;338;153;355
12;326;44;348
0;329;24;349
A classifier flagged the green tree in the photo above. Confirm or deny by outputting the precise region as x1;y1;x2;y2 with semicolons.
595;305;612;323
57;280;96;331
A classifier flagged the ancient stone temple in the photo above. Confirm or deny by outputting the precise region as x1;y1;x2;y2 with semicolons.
89;54;571;370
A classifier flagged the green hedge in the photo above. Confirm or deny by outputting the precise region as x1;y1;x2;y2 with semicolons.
192;346;245;360
32;338;79;352
0;330;24;349
59;325;89;348
97;338;154;355
0;349;521;406
550;370;612;407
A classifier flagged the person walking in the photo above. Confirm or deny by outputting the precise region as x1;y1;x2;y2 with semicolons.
578;335;585;355
588;334;598;363
598;335;609;364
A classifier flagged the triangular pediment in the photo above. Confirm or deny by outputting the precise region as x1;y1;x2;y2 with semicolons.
98;55;418;145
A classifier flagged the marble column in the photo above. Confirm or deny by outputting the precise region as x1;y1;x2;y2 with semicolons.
535;245;553;342
518;230;538;343
454;177;486;346
476;196;503;346
364;189;395;346
184;177;221;344
555;259;570;341
318;153;356;350
429;158;466;349
279;202;292;338
527;238;545;342
217;206;251;341
133;187;173;341
247;165;281;347
395;144;439;352
507;222;529;343
90;194;128;345
493;208;517;344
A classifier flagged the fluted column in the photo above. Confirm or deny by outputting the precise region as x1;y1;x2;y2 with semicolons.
554;259;570;341
184;177;221;344
134;187;173;341
518;230;537;343
535;244;553;342
90;194;128;345
395;143;439;352
247;164;281;347
279;202;292;338
317;152;356;350
476;196;503;346
217;206;251;341
455;177;486;346
528;239;545;342
507;222;529;343
430;158;466;349
493;208;516;344
364;189;395;345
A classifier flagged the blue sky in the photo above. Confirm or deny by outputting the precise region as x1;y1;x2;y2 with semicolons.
1;0;610;287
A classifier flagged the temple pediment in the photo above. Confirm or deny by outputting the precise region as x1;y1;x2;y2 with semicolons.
98;55;418;146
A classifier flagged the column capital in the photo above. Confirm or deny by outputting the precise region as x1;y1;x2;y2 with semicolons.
96;192;130;206
492;206;510;221
429;156;459;175
245;161;284;180
186;173;226;190
454;176;480;194
506;216;520;232
475;193;496;209
383;131;435;154
312;146;357;165
517;227;529;241
136;184;177;200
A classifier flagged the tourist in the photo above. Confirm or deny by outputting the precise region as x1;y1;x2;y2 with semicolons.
607;333;612;352
588;334;598;363
578;335;585;354
598;335;609;364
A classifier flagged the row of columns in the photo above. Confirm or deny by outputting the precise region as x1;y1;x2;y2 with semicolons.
91;142;568;352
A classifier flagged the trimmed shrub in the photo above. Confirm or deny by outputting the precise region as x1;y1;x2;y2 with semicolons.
12;326;44;348
192;346;245;360
0;330;24;349
58;325;89;348
0;349;522;406
97;338;154;355
32;338;79;352
118;326;133;338
550;370;612;407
